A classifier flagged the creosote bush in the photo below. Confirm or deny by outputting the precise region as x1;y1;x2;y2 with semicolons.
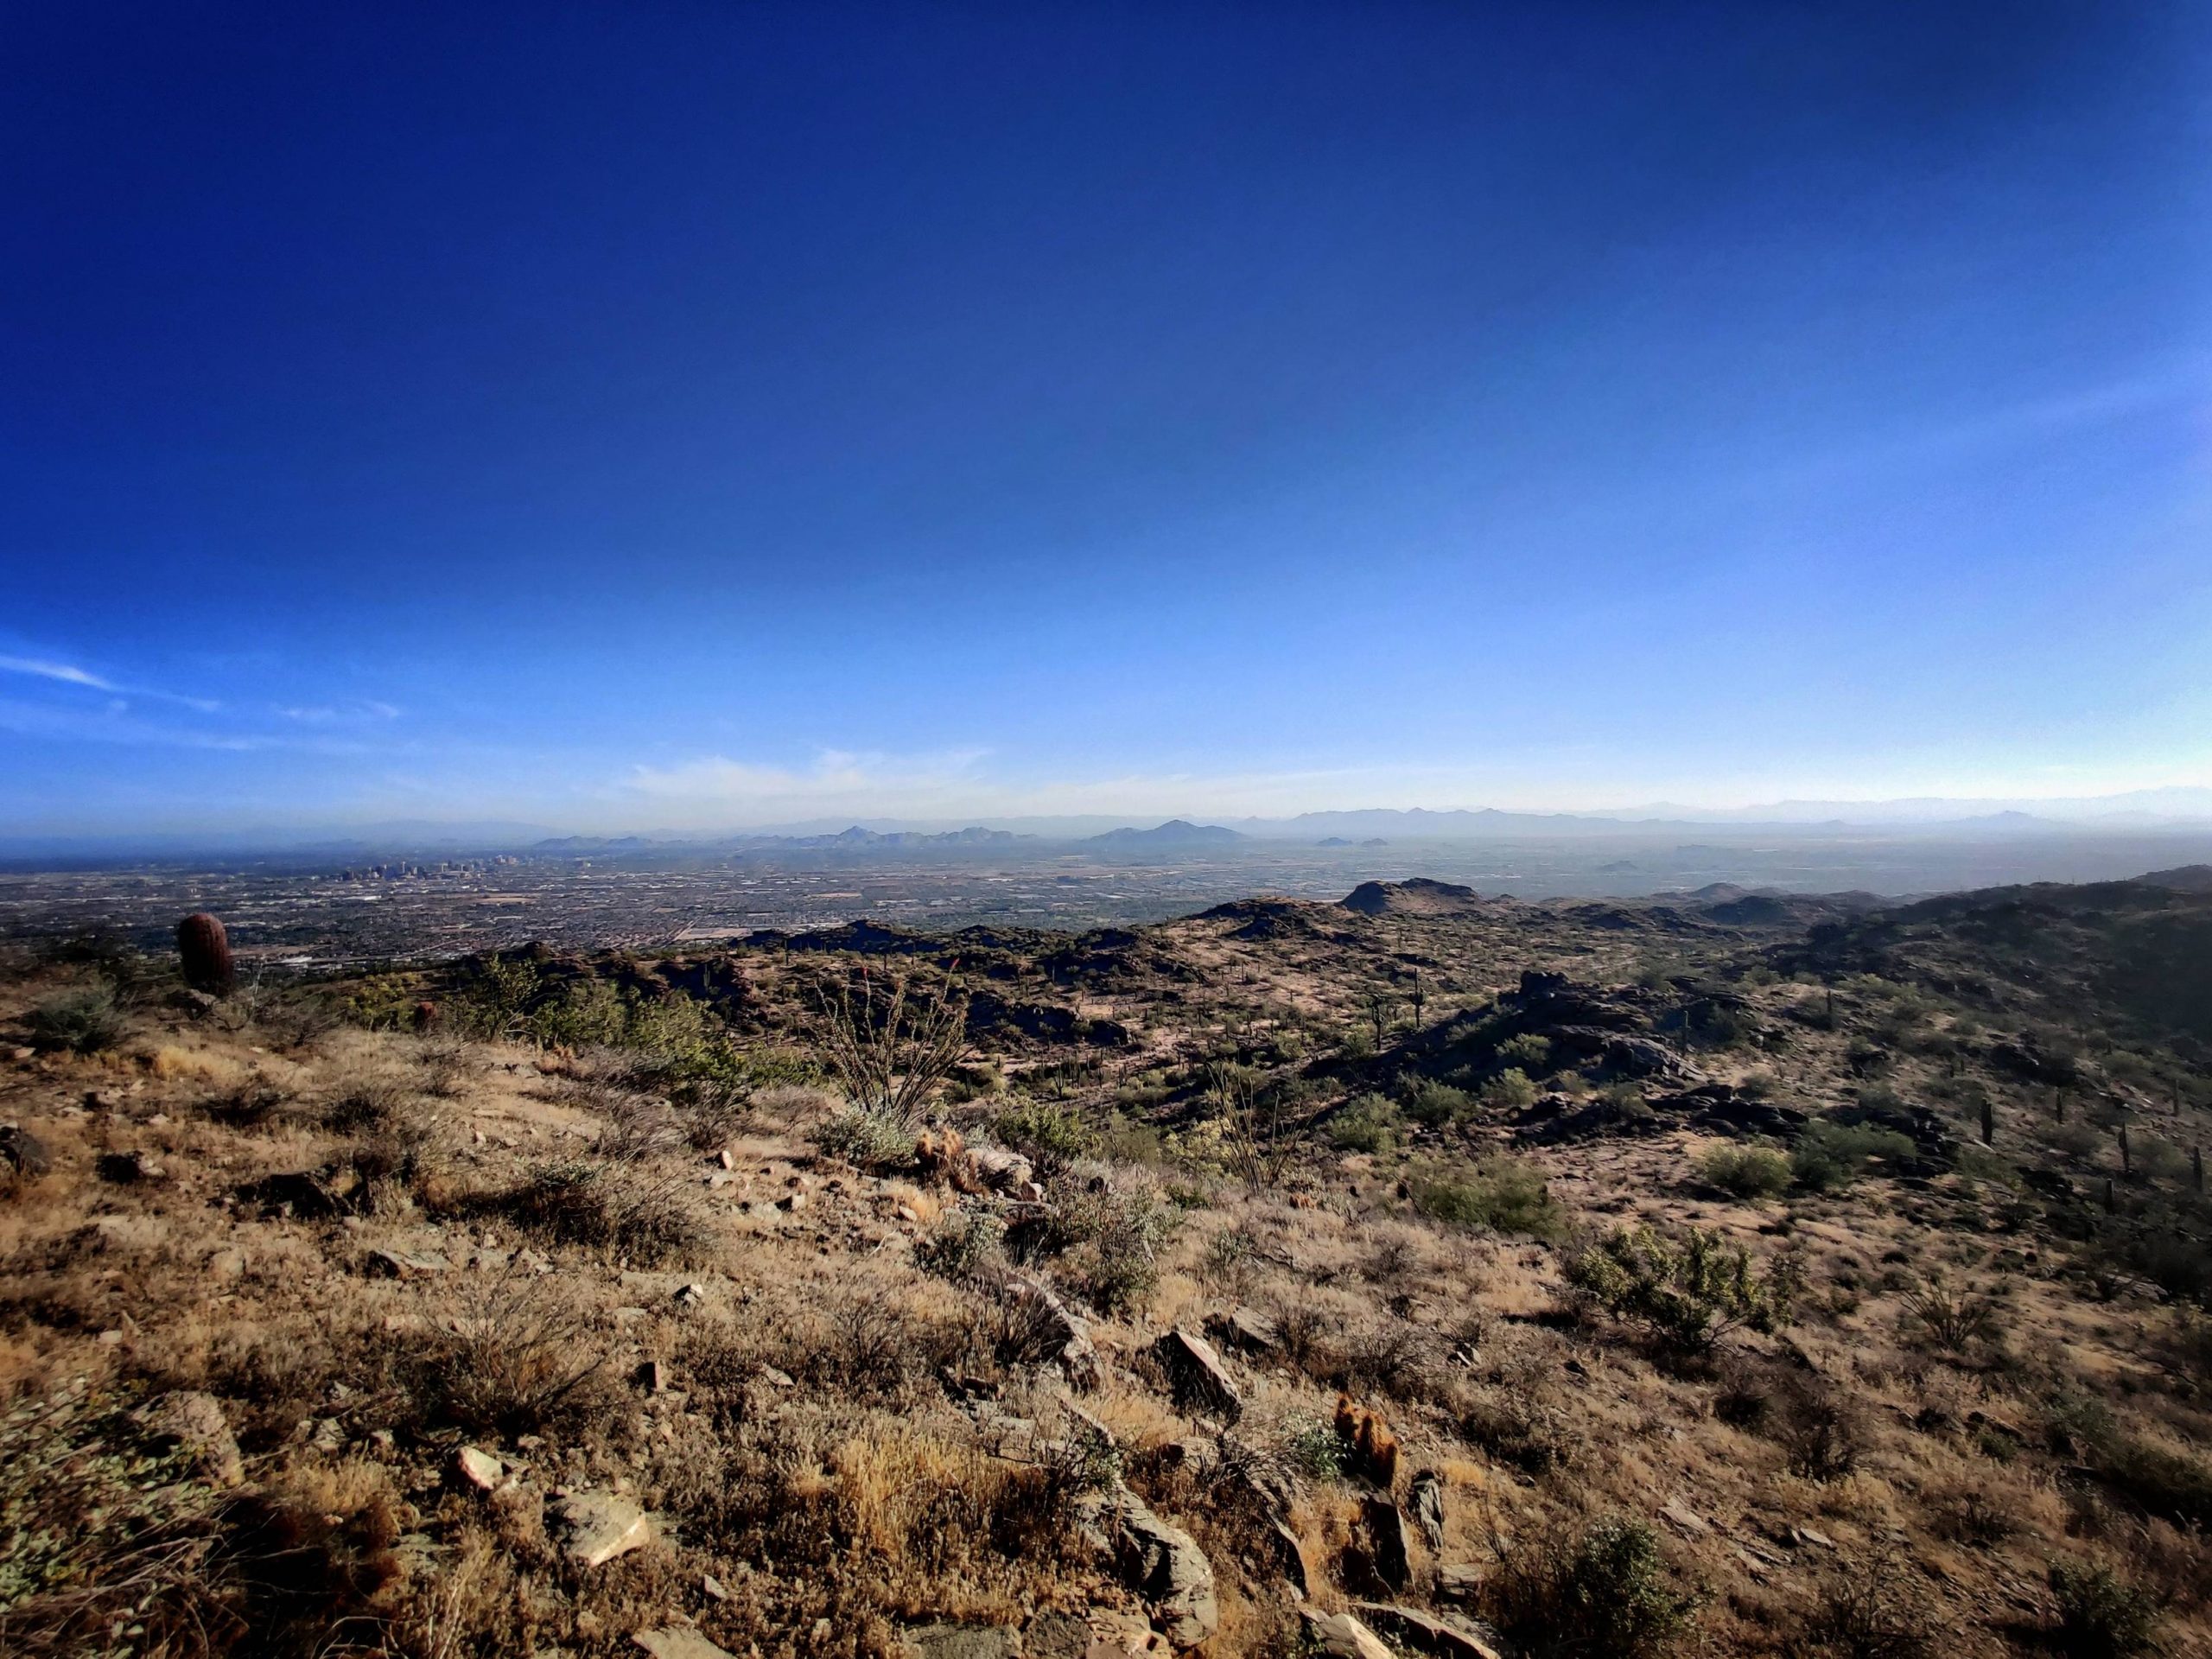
1792;1120;1918;1192
1569;1224;1800;1354
1485;1514;1694;1659
1328;1093;1402;1154
1697;1141;1792;1199
26;986;124;1055
2049;1560;2159;1658
1412;1158;1564;1239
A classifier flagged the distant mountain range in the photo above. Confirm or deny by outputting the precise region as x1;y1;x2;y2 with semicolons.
4;787;2209;861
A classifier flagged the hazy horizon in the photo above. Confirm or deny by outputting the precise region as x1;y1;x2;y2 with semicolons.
5;5;2208;836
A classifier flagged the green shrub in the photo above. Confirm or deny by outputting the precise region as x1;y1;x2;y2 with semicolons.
1497;1033;1554;1074
1412;1158;1563;1239
1280;1418;1345;1482
1791;1120;1916;1192
913;1209;1005;1283
1405;1078;1473;1126
1486;1515;1694;1658
994;1099;1096;1178
1049;1180;1179;1314
1696;1142;1791;1199
26;986;124;1054
1568;1225;1800;1354
1329;1093;1403;1154
2048;1561;2158;1658
810;1103;919;1168
1483;1067;1541;1109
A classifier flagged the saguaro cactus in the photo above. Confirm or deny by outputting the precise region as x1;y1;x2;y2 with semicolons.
177;912;235;996
1980;1096;1993;1146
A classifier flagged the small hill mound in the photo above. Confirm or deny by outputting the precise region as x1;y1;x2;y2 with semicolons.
1084;819;1243;849
1339;877;1486;917
2141;864;2212;891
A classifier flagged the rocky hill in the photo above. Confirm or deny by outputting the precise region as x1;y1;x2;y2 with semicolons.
0;872;2208;1658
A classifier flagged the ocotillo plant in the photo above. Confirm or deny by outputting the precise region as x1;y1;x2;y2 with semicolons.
176;912;235;996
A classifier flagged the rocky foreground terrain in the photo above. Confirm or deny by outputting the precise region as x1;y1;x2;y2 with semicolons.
1;870;2209;1658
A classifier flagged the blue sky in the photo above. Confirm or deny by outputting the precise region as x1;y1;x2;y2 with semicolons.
3;2;2208;836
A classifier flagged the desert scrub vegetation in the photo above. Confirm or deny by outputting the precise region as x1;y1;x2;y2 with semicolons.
24;983;125;1055
1790;1117;1919;1192
1327;1092;1402;1154
1569;1224;1801;1355
2048;1560;2161;1658
487;1154;706;1264
1695;1140;1792;1199
1410;1156;1563;1238
1483;1514;1695;1659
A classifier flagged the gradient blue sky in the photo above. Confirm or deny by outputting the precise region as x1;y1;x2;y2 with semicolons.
3;2;2208;836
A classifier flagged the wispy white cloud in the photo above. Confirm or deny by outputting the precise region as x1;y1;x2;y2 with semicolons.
0;651;222;712
276;700;404;724
0;654;119;692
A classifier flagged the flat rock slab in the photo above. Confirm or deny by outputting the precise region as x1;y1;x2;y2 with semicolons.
1351;1603;1509;1659
1305;1612;1394;1659
554;1491;653;1567
634;1630;734;1659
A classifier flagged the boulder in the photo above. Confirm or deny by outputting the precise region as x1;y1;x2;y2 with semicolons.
454;1446;508;1491
1150;1327;1242;1422
1408;1467;1446;1550
1077;1487;1218;1649
1007;1275;1100;1391
552;1491;653;1567
1363;1494;1414;1592
1303;1612;1395;1659
633;1631;735;1659
368;1246;451;1279
1203;1305;1281;1354
1350;1604;1507;1659
137;1390;244;1487
1436;1563;1484;1604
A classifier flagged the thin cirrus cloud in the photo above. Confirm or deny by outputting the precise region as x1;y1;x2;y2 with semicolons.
0;652;221;713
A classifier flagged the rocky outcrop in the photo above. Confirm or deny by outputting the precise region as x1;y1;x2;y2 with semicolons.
1350;1603;1507;1659
1408;1468;1446;1550
633;1630;735;1659
1304;1611;1395;1659
1363;1494;1413;1591
1005;1275;1101;1391
1076;1486;1219;1649
1151;1326;1242;1421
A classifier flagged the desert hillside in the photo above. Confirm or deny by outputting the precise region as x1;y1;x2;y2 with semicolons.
2;873;2209;1659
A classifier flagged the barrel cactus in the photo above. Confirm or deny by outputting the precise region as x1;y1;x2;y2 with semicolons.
177;912;235;995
